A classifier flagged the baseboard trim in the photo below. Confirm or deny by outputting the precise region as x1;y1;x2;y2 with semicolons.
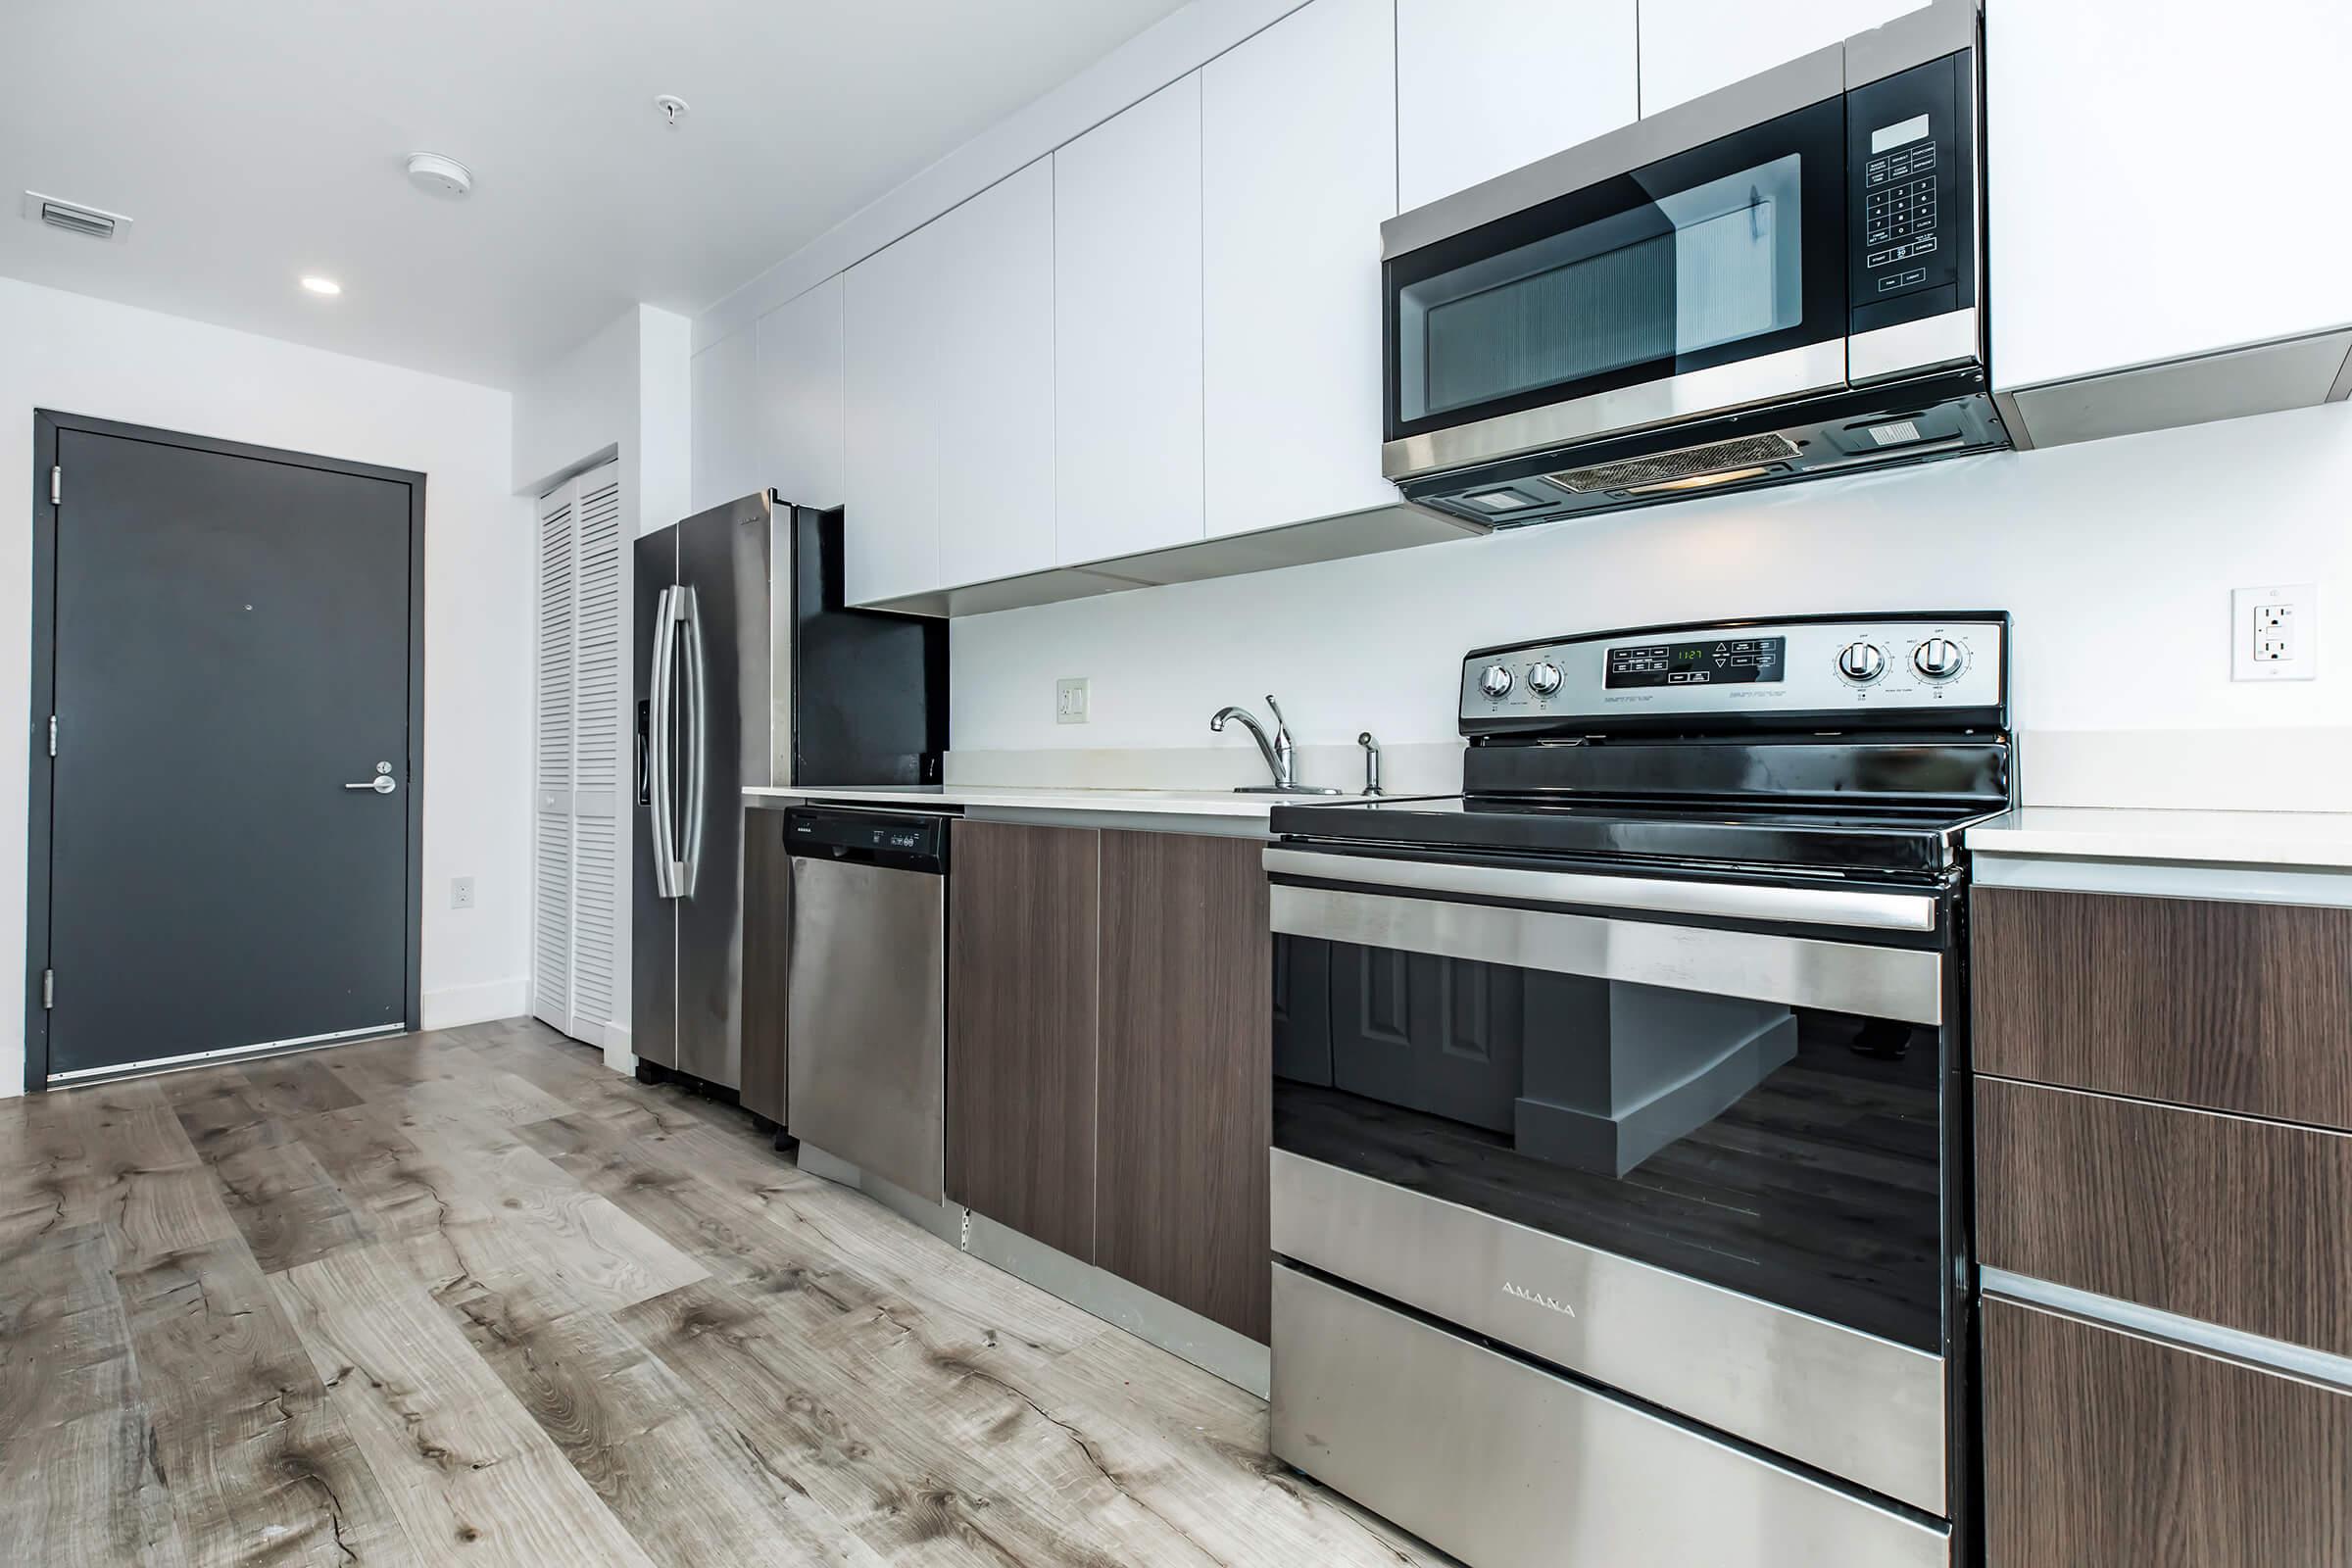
420;976;530;1031
601;1023;636;1077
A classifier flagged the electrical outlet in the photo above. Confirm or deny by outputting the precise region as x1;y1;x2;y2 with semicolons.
450;876;476;909
2232;584;2318;681
1055;677;1090;725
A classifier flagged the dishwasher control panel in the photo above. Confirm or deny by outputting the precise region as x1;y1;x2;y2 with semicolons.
783;806;950;869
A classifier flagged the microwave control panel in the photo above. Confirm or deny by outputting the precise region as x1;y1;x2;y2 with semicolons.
1848;52;1974;333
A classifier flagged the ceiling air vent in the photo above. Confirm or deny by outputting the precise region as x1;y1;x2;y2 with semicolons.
1549;433;1800;494
20;191;133;242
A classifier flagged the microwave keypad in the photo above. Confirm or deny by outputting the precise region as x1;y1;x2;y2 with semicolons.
1865;139;1938;274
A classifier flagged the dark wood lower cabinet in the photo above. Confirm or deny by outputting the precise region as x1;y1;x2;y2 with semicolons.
945;820;1102;1262
1973;885;2352;1130
1984;1297;2352;1567
1979;1076;2352;1357
1096;830;1272;1341
739;809;791;1125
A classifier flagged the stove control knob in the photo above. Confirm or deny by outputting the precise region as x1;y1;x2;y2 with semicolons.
1526;661;1563;697
1837;641;1886;683
1478;662;1514;700
1913;636;1965;681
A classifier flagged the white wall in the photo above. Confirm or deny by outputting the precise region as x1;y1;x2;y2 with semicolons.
953;402;2352;802
0;273;529;1094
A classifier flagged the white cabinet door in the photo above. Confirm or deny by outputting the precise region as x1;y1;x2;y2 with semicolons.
1990;0;2352;392
1396;0;1638;211
1204;0;1396;538
843;221;944;606
754;275;844;509
1054;74;1204;565
690;327;759;514
934;159;1056;586
1639;0;1927;116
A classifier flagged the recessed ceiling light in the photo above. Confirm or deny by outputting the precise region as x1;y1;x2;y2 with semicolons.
301;275;342;296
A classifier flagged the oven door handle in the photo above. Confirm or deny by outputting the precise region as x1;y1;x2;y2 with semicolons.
1268;882;1943;1025
1261;848;1938;933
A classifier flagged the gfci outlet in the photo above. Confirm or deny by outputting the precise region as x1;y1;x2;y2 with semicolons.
2232;584;2318;681
450;876;476;909
1055;677;1090;725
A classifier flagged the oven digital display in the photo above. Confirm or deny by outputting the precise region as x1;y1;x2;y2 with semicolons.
1605;635;1786;688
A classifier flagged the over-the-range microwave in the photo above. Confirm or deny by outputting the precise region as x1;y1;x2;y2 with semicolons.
1384;0;2004;525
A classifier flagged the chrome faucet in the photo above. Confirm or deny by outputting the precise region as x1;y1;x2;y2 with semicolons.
1357;731;1384;796
1210;695;1340;795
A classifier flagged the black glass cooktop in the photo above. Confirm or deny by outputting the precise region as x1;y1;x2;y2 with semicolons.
1270;793;1995;877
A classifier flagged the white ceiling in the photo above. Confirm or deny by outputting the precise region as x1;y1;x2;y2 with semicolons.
0;0;1187;388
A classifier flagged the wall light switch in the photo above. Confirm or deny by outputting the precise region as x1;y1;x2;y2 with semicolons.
1055;677;1090;724
450;875;477;909
2232;585;2318;681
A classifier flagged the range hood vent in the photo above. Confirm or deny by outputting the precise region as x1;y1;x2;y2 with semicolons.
1549;433;1801;494
21;191;132;242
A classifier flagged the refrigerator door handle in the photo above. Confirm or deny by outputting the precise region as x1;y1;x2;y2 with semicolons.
678;583;709;899
649;584;686;898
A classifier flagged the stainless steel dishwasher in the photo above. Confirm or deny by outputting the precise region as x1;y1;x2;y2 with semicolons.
783;807;950;1202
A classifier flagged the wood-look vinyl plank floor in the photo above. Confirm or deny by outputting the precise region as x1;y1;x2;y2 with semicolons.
0;1019;1450;1567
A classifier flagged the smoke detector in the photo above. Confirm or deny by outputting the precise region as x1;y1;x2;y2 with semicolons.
406;153;473;199
21;190;133;242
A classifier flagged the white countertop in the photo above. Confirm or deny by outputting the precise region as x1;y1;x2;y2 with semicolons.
1967;808;2352;869
743;782;1366;821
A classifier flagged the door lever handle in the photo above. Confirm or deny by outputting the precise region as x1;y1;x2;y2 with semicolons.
346;762;397;794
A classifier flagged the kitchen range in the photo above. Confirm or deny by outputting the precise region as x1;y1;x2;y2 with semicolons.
1264;612;2010;1568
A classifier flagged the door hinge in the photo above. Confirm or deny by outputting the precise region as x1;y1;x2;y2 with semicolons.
41;970;53;1009
50;466;61;506
48;714;57;758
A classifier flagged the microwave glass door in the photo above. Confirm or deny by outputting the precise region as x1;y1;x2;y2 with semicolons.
1387;98;1848;441
1272;930;1948;1353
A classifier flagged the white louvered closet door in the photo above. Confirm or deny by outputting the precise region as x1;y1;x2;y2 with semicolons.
532;461;624;1045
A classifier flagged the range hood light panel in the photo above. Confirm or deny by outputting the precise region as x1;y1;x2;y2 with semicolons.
1463;488;1547;513
1620;465;1778;498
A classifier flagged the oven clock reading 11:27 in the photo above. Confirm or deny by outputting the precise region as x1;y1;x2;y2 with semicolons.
1604;636;1788;689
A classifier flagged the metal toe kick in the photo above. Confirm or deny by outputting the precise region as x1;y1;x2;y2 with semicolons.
1270;1266;1949;1568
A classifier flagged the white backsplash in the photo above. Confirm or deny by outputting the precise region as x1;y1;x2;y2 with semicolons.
951;402;2352;811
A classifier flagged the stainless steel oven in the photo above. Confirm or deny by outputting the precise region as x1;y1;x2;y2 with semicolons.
1382;0;2002;525
1264;612;2011;1568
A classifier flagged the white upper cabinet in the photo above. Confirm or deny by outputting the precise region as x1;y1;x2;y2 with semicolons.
1054;75;1205;565
689;327;759;514
843;220;944;606
1989;0;2352;394
1639;0;1928;115
1396;0;1638;212
1204;0;1396;538
753;276;844;510
932;160;1056;587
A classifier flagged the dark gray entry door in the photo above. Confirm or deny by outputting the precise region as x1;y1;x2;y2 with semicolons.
33;417;420;1083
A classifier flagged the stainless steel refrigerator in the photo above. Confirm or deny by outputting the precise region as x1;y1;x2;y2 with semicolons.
632;491;945;1091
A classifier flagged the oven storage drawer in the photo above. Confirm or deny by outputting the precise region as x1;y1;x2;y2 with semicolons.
1973;886;2352;1130
1271;1150;1947;1514
1272;1264;1949;1568
1983;1297;2352;1567
1978;1077;2352;1358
